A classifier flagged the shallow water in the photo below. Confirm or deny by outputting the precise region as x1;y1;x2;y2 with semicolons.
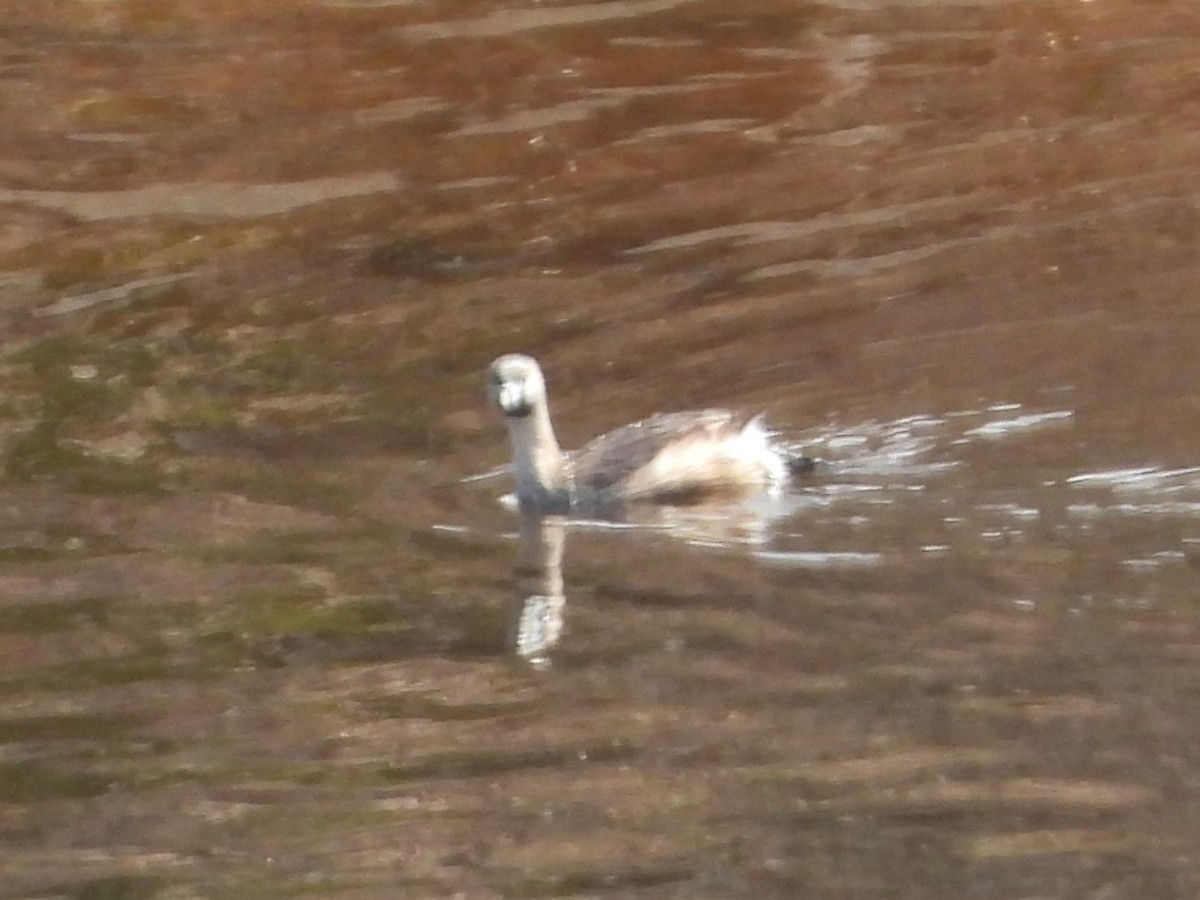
2;1;1200;897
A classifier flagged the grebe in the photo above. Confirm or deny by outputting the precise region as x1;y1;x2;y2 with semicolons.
487;354;807;516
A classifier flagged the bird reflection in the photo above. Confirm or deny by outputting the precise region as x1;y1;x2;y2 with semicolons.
507;514;566;668
502;499;806;666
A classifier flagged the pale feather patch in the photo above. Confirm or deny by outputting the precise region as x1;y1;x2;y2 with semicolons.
618;415;788;502
737;415;790;488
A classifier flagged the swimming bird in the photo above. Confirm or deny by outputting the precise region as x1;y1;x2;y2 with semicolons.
487;354;809;516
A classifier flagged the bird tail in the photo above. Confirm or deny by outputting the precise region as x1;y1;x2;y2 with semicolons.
784;452;817;476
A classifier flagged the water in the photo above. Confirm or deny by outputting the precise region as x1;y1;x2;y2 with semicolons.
1;1;1199;897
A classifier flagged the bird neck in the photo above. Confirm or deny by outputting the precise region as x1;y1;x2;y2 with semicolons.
506;402;569;507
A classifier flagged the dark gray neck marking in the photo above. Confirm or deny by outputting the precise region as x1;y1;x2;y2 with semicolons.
504;403;534;419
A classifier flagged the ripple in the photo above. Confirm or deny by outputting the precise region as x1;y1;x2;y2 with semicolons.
753;549;884;569
0;173;399;222
1067;466;1200;492
452;98;617;136
1068;502;1200;519
401;0;702;41
34;272;198;318
964;410;1074;439
623;196;966;256
354;96;451;125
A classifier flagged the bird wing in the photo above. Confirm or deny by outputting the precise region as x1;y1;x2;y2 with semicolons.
568;409;744;495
